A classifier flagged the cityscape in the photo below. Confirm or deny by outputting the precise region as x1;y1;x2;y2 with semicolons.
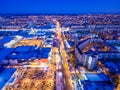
0;14;119;90
0;0;120;90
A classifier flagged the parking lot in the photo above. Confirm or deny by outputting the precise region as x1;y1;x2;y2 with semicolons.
5;67;55;90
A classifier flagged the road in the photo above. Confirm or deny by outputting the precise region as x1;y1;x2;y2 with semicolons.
56;21;73;90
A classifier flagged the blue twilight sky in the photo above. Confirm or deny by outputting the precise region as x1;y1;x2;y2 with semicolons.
0;0;120;14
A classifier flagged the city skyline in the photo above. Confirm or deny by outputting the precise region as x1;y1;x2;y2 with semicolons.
0;0;120;90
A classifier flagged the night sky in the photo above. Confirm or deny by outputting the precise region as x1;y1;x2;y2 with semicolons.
0;0;120;14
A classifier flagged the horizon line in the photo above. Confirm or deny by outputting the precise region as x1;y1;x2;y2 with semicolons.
0;12;120;16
